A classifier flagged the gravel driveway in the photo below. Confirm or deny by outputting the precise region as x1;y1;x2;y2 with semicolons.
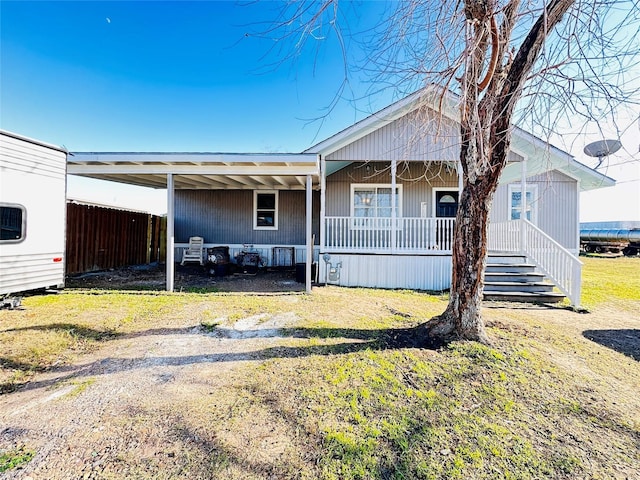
1;312;301;479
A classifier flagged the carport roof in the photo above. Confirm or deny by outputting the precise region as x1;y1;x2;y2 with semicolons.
67;152;320;190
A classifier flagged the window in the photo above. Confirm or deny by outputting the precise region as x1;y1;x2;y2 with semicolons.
509;185;538;223
0;203;26;243
432;189;459;218
253;191;278;230
351;184;402;227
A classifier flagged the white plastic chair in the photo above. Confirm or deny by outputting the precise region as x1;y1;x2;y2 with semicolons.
181;236;204;265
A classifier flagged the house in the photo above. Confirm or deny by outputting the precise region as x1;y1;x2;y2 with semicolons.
67;89;614;304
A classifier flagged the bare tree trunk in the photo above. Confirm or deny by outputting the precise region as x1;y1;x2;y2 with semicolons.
419;0;576;345
424;125;504;345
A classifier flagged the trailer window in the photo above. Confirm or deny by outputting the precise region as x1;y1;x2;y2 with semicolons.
0;204;26;242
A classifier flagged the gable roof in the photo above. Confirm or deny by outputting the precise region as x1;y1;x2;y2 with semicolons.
306;87;615;192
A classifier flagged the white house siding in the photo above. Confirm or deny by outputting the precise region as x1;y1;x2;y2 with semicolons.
318;253;452;291
326;108;460;162
325;161;459;217
492;170;579;251
175;189;320;245
0;132;67;296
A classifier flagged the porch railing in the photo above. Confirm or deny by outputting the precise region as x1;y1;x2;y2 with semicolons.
324;216;455;253
488;219;582;306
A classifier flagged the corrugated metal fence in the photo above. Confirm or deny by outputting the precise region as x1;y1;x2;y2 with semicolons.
66;202;166;274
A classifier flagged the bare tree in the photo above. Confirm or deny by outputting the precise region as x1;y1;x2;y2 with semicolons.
255;0;640;344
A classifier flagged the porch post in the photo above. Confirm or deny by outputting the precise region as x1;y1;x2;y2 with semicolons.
320;154;326;252
166;173;175;292
520;157;527;254
305;174;313;293
575;179;581;254
457;160;463;193
391;159;397;253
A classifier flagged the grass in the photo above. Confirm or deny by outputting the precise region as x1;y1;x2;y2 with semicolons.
238;336;635;479
0;256;638;478
0;446;35;473
579;254;640;309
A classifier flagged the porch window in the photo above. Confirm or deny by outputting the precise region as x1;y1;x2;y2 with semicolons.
509;184;538;223
350;184;402;227
0;203;26;243
253;190;278;230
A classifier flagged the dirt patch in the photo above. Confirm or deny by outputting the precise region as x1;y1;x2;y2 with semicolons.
65;263;306;293
0;313;304;479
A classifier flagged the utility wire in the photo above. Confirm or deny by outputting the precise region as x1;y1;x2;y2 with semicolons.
604;158;640;167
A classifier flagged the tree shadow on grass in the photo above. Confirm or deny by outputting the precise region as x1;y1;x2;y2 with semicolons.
0;323;124;393
6;323;442;393
1;322;121;341
582;329;640;361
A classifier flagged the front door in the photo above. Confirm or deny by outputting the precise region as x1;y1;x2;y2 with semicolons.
435;191;459;217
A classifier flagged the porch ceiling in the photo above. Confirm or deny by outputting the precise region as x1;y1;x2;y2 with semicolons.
67;152;320;190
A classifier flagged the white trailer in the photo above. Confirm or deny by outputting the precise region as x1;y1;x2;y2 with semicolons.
0;130;67;307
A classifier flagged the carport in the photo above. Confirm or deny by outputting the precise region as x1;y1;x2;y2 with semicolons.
67;152;320;293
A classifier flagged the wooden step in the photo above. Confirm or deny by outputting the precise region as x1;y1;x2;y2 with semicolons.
484;281;555;293
485;263;536;273
487;253;527;264
483;291;565;303
484;272;546;283
483;254;565;304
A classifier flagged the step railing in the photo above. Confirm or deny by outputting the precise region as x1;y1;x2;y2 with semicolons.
488;219;582;306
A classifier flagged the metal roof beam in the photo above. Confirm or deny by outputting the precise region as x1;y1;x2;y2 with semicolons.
248;175;271;186
68;164;319;176
70;153;318;164
272;176;290;187
226;175;254;186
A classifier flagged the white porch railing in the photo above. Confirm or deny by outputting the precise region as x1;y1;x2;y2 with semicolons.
324;216;455;253
488;219;582;306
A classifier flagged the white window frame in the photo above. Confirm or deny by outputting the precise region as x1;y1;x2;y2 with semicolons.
508;184;538;223
0;203;27;244
253;190;279;230
350;184;403;229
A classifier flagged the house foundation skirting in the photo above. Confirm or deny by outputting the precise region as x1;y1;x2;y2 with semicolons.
318;253;452;291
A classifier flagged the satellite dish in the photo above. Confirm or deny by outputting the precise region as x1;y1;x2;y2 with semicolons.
583;139;622;168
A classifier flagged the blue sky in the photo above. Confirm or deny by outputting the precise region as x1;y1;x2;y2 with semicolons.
1;1;638;220
1;1;388;152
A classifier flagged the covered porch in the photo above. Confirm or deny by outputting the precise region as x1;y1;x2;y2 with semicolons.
318;150;534;256
67;152;320;293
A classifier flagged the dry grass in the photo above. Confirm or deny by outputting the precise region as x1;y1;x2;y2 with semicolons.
0;256;638;479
